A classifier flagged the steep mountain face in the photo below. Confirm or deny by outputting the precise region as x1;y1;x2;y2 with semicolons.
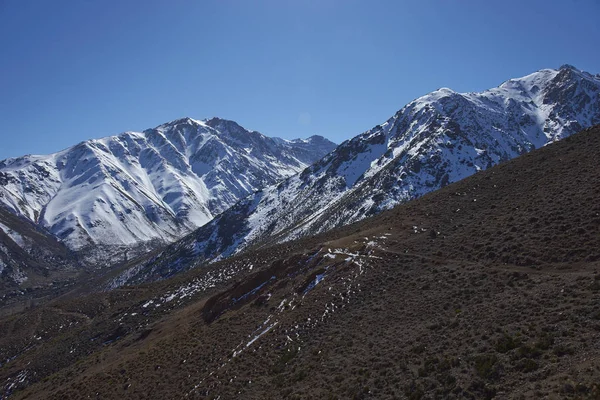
118;65;600;284
0;118;335;264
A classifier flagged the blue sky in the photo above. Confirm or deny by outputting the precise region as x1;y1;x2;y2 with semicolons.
1;0;599;160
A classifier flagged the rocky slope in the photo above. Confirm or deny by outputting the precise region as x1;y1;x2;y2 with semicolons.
2;125;599;399
0;205;78;305
116;65;600;284
0;118;335;264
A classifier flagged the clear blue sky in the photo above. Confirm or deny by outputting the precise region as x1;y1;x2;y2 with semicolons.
1;0;599;160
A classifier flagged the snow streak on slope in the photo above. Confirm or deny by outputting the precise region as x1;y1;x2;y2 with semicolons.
115;65;600;284
0;118;336;264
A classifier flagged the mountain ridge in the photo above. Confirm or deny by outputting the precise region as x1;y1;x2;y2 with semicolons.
0;117;336;266
114;65;600;285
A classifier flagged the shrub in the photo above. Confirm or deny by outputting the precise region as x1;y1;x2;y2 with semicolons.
474;354;500;380
515;358;538;373
553;344;575;357
495;334;520;353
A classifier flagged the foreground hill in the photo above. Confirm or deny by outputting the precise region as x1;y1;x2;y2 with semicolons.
2;125;598;399
116;64;600;285
0;118;335;264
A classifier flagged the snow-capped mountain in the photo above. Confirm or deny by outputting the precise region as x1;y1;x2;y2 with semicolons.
116;65;600;284
0;118;336;264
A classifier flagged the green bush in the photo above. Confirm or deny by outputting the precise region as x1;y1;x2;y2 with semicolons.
495;333;520;353
515;358;538;372
474;354;499;379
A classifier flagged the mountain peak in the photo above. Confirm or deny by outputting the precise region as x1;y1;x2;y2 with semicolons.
559;64;578;71
202;117;259;140
204;117;241;129
204;116;223;124
154;117;205;130
306;134;330;142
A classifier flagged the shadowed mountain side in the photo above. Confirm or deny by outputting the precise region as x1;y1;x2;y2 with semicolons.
0;206;81;313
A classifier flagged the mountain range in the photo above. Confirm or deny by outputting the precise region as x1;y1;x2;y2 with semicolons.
2;123;598;399
1;64;599;292
0;118;335;267
112;64;600;285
